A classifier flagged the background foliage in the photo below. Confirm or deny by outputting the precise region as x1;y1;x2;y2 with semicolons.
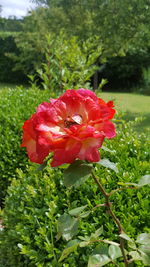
1;0;150;92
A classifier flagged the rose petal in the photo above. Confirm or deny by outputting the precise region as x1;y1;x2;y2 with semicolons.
51;139;81;167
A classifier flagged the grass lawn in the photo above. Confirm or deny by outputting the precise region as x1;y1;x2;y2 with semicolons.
101;92;150;137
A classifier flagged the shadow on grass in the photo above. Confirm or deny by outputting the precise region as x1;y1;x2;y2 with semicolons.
122;111;150;137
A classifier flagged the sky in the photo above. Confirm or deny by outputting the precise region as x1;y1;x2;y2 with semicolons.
1;0;37;18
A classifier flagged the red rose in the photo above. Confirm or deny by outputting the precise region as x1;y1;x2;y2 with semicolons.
21;89;116;167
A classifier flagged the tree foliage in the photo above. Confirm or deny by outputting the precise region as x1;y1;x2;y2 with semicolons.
1;0;150;88
12;0;150;81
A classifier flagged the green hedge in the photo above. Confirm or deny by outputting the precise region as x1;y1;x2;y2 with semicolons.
1;119;149;266
0;87;54;205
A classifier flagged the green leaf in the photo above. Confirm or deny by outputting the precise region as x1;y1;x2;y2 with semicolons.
79;211;91;218
93;244;109;255
79;226;104;247
69;205;87;216
88;244;111;267
139;245;150;265
59;239;80;262
108;245;122;260
91;226;103;239
80;241;91;247
128;241;137;250
56;214;79;241
88;254;111;267
129;251;141;261
97;159;118;173
78;235;90;241
64;160;92;187
119;233;134;243
136;233;150;245
58;163;69;169
138;175;150;187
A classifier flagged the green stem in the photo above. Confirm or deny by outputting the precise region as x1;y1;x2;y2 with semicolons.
91;171;129;267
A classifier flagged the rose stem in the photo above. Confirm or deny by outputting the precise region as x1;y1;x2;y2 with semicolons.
91;171;129;267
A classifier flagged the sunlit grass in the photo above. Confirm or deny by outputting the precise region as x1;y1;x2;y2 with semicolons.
101;92;150;114
101;92;150;137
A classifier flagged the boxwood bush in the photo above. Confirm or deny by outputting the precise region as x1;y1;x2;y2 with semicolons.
0;86;56;205
1;119;149;266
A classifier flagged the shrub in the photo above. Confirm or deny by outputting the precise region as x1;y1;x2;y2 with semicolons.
0;87;54;206
1;118;149;266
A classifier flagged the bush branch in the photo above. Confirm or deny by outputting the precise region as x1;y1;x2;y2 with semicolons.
91;171;129;267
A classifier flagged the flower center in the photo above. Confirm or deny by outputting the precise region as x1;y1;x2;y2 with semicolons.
64;114;82;128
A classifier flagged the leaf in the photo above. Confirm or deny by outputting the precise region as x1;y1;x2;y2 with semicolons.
98;159;118;173
59;239;80;262
79;211;91;218
88;244;111;266
108;245;122;260
139;245;150;265
129;251;141;261
91;226;103;239
119;233;134;243
58;163;69;169
80;241;91;247
138;175;150;187
56;214;79;241
128;241;137;250
93;244;109;255
69;205;87;216
88;254;111;267
136;233;150;245
64;160;92;188
80;226;104;246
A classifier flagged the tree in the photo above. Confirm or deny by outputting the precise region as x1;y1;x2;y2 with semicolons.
27;0;150;61
7;0;150;86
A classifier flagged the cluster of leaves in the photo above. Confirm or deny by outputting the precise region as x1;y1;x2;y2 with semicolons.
32;33;103;91
0;87;53;206
1;117;149;266
31;0;150;51
59;160;150;266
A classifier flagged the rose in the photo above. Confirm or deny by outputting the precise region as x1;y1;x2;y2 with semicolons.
21;89;116;167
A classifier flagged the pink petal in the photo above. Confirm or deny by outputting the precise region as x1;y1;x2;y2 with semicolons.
51;139;81;167
78;137;104;162
77;88;98;102
101;121;116;139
